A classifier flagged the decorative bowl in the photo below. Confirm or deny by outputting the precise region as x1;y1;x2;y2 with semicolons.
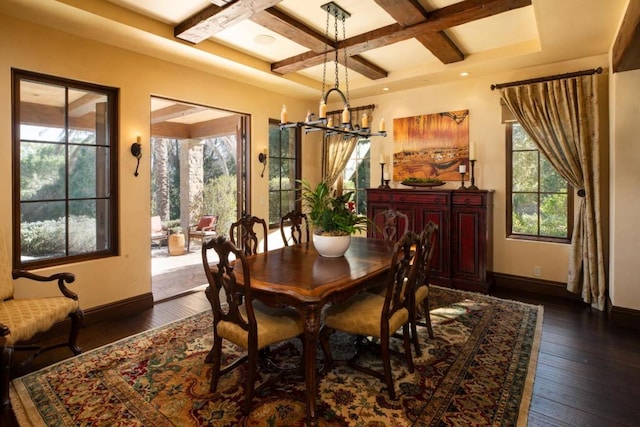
401;180;445;188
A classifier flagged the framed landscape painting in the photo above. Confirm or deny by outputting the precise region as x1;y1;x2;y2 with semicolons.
393;110;469;182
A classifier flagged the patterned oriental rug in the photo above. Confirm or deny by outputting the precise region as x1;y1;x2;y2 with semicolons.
10;287;542;426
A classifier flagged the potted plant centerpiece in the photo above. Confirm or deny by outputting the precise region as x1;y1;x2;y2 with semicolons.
299;179;369;257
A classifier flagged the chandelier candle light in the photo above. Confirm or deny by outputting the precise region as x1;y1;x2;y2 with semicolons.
280;2;387;140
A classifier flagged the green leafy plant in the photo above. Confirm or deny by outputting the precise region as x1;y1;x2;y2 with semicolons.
298;179;369;236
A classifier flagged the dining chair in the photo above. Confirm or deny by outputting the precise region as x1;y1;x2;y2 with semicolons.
319;231;419;400
409;221;438;357
279;210;309;246
229;215;268;256
201;235;304;415
373;209;409;242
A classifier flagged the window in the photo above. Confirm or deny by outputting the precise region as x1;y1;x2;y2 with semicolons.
268;119;300;226
507;122;572;241
343;139;371;215
12;69;119;268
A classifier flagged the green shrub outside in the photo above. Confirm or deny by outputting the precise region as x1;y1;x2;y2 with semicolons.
203;174;237;238
21;216;97;257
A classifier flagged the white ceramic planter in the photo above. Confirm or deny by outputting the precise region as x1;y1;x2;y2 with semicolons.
312;234;351;258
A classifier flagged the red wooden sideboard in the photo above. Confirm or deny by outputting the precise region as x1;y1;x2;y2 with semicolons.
366;188;494;293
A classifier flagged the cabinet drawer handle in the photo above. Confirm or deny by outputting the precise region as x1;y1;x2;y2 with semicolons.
398;196;404;201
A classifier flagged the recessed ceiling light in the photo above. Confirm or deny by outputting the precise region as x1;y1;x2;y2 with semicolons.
382;87;390;91
460;72;469;77
254;34;276;45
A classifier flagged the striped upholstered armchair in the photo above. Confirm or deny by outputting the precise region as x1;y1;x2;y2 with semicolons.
0;228;83;410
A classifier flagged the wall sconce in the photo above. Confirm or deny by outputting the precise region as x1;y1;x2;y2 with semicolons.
258;148;267;178
131;135;142;177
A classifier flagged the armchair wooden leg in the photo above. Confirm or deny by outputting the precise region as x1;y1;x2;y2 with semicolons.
0;346;14;411
68;309;84;355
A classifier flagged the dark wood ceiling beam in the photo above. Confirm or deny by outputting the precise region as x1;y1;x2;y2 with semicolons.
254;7;388;80
340;56;388;80
175;0;283;44
272;0;531;75
612;0;640;73
374;0;464;64
426;0;531;31
252;7;330;52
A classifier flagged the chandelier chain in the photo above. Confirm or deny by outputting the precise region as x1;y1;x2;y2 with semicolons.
333;8;340;91
322;10;330;97
342;14;349;107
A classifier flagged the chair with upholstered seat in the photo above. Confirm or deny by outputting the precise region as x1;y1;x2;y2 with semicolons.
319;231;419;400
279;210;309;246
150;215;168;247
229;215;268;255
187;215;218;251
409;221;438;356
202;235;304;415
0;228;83;410
373;209;409;242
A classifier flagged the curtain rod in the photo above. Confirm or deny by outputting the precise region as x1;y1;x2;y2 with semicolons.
490;67;603;91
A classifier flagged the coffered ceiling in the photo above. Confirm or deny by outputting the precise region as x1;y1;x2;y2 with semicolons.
0;0;632;101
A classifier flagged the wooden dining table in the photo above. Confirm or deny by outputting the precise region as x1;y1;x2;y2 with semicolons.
234;236;396;426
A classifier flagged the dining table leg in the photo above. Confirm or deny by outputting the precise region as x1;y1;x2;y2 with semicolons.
300;303;322;426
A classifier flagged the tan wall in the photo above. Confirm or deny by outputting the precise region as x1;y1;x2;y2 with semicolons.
609;68;640;310
0;14;315;309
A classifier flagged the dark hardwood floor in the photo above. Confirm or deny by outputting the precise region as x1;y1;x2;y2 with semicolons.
493;288;640;427
2;288;639;426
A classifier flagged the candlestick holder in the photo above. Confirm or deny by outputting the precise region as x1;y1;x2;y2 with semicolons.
458;172;467;190
378;163;387;188
468;159;478;190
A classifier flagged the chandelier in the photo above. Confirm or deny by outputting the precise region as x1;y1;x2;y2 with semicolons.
280;2;387;139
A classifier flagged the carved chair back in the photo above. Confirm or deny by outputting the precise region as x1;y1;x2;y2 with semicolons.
229;215;268;256
279;210;310;246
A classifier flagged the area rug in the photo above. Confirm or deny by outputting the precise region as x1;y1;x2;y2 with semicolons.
10;287;542;426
